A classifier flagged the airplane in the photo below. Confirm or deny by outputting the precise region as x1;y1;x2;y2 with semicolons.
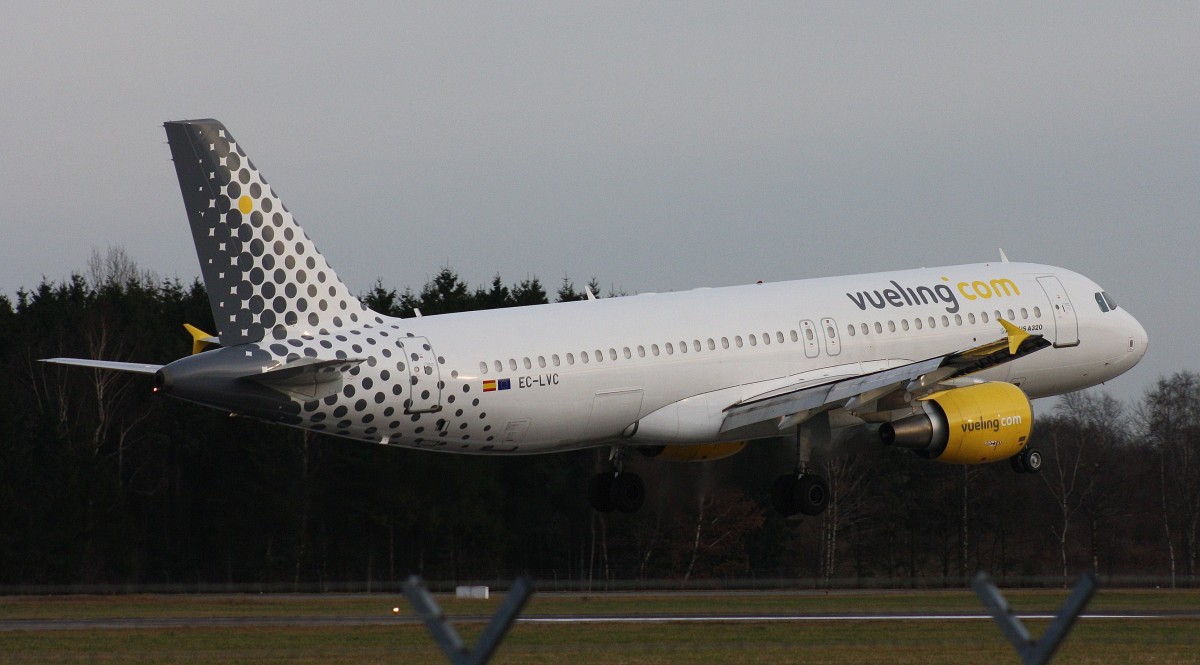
44;119;1148;517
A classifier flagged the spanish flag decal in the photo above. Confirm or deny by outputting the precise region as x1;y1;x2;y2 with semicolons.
483;380;497;392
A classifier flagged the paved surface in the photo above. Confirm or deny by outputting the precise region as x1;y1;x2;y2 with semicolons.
2;610;1198;631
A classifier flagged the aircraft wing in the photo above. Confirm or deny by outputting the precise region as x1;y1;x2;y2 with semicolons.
720;320;1050;434
41;358;163;375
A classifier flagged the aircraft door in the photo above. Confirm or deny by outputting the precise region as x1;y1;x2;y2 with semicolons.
799;320;820;358
400;336;443;413
1036;276;1080;347
820;317;842;356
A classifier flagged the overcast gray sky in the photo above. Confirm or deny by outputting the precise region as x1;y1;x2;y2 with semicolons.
2;2;1195;404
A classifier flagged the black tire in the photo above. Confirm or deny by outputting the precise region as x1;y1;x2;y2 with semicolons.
770;474;799;517
795;475;830;516
1022;448;1043;473
588;473;614;513
610;473;645;513
1010;452;1026;473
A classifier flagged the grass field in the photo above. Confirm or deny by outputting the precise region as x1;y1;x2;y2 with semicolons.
0;589;1197;664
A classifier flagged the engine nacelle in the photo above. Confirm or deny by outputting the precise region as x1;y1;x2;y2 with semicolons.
638;441;748;462
879;382;1032;464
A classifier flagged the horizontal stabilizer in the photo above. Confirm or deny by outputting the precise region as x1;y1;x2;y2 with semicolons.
245;357;367;400
41;358;163;375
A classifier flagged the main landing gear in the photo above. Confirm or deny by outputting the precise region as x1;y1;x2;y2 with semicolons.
1010;447;1043;474
588;447;645;513
770;414;830;517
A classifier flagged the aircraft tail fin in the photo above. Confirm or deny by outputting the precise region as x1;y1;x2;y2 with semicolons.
164;119;373;346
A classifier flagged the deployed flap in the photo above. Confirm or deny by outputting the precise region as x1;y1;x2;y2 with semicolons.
721;320;1048;434
245;357;367;400
40;359;163;375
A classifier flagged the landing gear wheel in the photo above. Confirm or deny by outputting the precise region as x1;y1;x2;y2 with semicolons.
610;473;645;513
770;475;800;517
795;475;829;516
770;473;829;517
588;473;614;513
588;472;644;513
1022;448;1043;473
1010;448;1044;474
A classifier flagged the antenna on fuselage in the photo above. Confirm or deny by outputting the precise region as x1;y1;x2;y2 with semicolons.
999;248;1010;263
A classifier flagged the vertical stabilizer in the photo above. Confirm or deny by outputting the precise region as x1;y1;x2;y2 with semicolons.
164;119;370;345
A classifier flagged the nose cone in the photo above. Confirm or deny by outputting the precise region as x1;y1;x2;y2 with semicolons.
1127;311;1149;367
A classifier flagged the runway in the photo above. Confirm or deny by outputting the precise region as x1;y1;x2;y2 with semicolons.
2;610;1197;631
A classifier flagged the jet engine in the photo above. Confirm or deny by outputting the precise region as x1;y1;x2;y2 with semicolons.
638;441;748;462
879;382;1032;464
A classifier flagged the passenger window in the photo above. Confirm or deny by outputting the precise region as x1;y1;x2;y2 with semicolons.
875;322;883;334
789;330;798;342
994;310;1002;321
982;312;990;323
652;344;660;356
968;313;976;324
888;320;896;332
901;319;910;331
637;345;645;358
707;338;716;350
915;318;923;330
537;356;546;368
494;360;503;372
941;315;949;327
1006;309;1015;320
479;361;488;375
694;340;702;352
749;334;757;346
776;332;784;344
722;337;730;349
762;333;770;345
805;329;814;341
826;325;835;338
666;342;674;355
735;336;743;347
860;323;869;335
552;354;561;366
679;341;688;354
623;347;631;359
609;348;617;361
928;317;936;328
848;326;856;337
1033;307;1042;318
954;314;962;326
595;350;603;362
509;359;518;371
1020;308;1028;320
566;352;575;365
581;351;589;363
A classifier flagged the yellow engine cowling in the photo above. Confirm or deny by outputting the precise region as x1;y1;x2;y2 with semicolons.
638;441;748;462
879;382;1032;464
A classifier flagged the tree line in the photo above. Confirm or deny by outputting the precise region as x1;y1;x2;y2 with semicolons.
0;251;1196;589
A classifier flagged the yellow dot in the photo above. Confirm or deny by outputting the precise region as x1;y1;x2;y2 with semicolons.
238;195;253;214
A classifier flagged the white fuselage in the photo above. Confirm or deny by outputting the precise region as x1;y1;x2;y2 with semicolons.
200;261;1144;455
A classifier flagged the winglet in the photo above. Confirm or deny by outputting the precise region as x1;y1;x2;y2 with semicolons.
184;324;218;355
999;319;1030;356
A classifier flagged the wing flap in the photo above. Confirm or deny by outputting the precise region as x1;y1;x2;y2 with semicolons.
720;320;1049;434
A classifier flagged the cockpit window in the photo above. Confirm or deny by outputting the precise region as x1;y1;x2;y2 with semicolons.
1095;292;1109;313
1103;291;1118;310
1095;291;1119;312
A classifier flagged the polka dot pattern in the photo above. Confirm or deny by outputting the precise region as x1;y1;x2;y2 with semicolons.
166;120;371;346
166;120;506;452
